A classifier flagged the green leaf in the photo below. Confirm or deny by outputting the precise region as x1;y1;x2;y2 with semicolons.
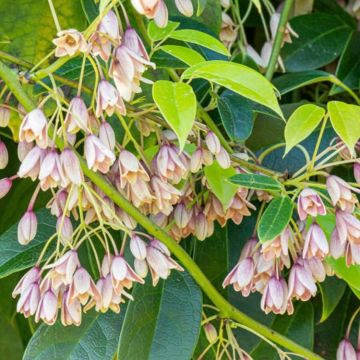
282;13;352;71
217;91;254;142
182;61;283;117
272;70;333;95
148;20;179;41
24;310;123;360
319;276;347;323
169;30;229;56
159;45;205;66
204;161;239;208
328;101;360;152
284;104;325;155
0;0;87;63
0;209;56;278
228;174;282;192
152;80;197;151
251;302;314;359
258;196;293;243
331;31;360;95
80;0;98;23
117;271;202;360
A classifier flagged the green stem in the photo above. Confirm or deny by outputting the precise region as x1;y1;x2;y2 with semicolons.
265;0;294;80
0;59;323;360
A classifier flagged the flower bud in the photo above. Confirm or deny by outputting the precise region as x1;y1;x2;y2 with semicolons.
18;210;37;245
130;234;147;260
175;0;193;16
99;121;116;151
204;323;218;344
0;106;10;127
0;140;8;169
354;163;360;183
215;147;231;169
134;258;148;278
337;339;356;360
0;177;12;199
195;212;208;241
205;131;221;155
60;148;83;185
17;141;34;162
56;216;73;245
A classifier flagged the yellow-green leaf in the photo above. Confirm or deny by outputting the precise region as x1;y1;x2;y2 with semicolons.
328;101;360;152
159;45;205;66
284;104;325;155
169;30;229;56
182;61;283;117
152;80;196;151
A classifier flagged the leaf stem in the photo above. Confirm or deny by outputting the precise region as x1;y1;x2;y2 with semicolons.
265;0;294;80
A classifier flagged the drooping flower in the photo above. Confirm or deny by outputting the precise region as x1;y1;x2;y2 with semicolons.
0;106;10;127
18;210;37;245
175;0;193;16
118;150;149;187
0;177;12;198
270;12;298;45
19;108;48;148
84;134;115;173
205;132;221;155
302;222;329;259
129;234;147;260
261;276;291;315
220;12;238;49
297;188;326;221
38;150;66;190
35;288;58;325
131;0;168;27
64;97;90;134
18;146;46;181
61;288;82;326
60;148;83;186
336;210;360;245
96;80;126;117
190;147;213;173
53;29;88;57
336;339;357;360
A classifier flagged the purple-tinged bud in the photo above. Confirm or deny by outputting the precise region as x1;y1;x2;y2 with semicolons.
0;106;10;127
175;0;193;16
17;141;34;162
154;0;168;28
303;223;329;260
190;148;203;173
205;131;221;155
215;146;231;169
195;212;208;241
0;177;12;198
60;148;83;185
204;323;217;344
337;339;356;360
297;188;326;221
174;202;192;228
354;163;360;184
99;121;116;151
0;140;8;169
64;97;90;134
56;216;73;245
261;276;289;315
17;210;37;245
134;258;148;278
130;234;147;260
35;289;58;325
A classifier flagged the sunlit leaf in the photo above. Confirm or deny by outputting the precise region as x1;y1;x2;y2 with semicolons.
228;174;282;192
159;45;205;66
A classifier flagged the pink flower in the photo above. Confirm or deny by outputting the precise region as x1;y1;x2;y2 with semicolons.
330;228;360;267
99;121;116;151
12;267;41;298
0;105;10;127
146;240;183;286
0;140;8;169
60;148;83;185
288;259;317;301
0;177;12;199
35;288;58;325
204;323;217;344
190;147;213;173
215;147;231;169
327;175;360;212
302;223;329;259
84;134;115;173
19;108;48;148
18;210;37;245
336;210;360;245
261;276;291;315
131;0;168;27
130;234;147;260
17;141;34;162
222;257;255;296
18;146;46;181
64;97;90;134
39;150;66;190
53;29;88;57
354;163;360;183
69;267;101;305
205;132;221;155
96;80;125;117
337;339;357;360
174;202;193;229
56;216;74;246
61;288;82;326
297;188;326;221
111;255;144;293
118;150;149;186
175;0;193;16
16;281;40;317
134;259;148;278
261;227;290;261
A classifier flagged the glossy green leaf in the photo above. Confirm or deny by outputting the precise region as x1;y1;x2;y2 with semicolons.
169;30;229;56
0;0;87;63
24;310;123;360
258;196;293;243
117;271;202;360
328;101;360;152
272;71;333;95
159;45;205;66
0;209;56;278
282;13;352;71
152;80;197;151
284;104;325;155
204;161;238;208
228;174;282;192
182;61;283;117
80;0;98;23
319;276;347;323
331;31;360;95
147;20;179;41
218;91;254;142
251;302;314;359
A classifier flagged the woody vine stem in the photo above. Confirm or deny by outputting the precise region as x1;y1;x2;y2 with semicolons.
0;0;322;357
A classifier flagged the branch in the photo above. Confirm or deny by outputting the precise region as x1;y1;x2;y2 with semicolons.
0;59;323;360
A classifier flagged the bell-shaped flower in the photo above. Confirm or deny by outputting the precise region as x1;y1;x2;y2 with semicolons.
303;223;329;259
130;234;147;260
60;148;83;186
336;339;357;360
18;146;46;181
18;210;37;245
39;150;66;190
35;288;58;325
175;0;193;16
118;150;149;186
61;287;82;326
297;188;326;221
64;97;90;134
19;108;48;148
96;80;125;117
261;276;290;315
53;29;88;57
